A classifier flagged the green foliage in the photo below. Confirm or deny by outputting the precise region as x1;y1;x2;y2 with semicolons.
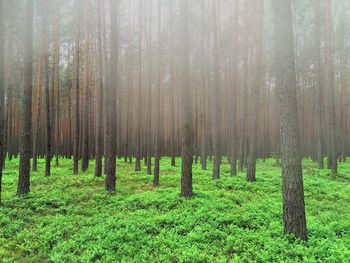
1;158;350;262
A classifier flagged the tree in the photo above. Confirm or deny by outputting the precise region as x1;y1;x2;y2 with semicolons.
105;0;118;193
239;1;249;172
229;0;239;177
43;0;52;177
134;0;143;173
199;0;208;171
314;0;324;169
81;0;90;173
169;0;177;167
212;0;221;180
247;0;264;182
95;0;104;177
53;0;61;167
17;0;34;196
153;0;162;187
180;0;193;198
73;0;81;176
324;0;337;175
0;0;5;203
272;0;307;240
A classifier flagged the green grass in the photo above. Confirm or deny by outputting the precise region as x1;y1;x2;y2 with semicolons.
1;157;350;262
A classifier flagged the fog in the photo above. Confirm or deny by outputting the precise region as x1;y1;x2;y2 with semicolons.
1;0;350;247
0;1;349;163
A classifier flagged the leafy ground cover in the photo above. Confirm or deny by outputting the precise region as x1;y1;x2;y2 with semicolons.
1;158;350;262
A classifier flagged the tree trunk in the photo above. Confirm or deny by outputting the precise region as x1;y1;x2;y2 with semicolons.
247;0;264;182
180;0;193;198
105;0;118;193
73;0;81;176
0;0;5;203
314;0;324;169
95;0;104;177
272;0;307;241
153;0;162;187
229;0;239;177
81;0;90;173
324;0;337;175
212;0;221;180
43;0;51;177
17;0;34;196
53;0;60;166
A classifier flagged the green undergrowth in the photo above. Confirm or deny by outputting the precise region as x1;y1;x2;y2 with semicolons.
1;158;350;262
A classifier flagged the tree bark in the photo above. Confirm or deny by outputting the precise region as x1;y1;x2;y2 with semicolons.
314;0;324;169
0;0;5;203
73;0;81;176
180;0;193;198
247;0;264;182
272;0;307;241
212;0;221;180
95;0;104;177
105;0;118;193
17;0;34;196
324;0;337;175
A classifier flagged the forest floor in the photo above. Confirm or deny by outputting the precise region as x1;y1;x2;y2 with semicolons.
1;158;350;262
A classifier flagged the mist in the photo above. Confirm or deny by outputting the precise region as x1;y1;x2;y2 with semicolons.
0;0;350;260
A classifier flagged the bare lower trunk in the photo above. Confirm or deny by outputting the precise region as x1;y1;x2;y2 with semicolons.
180;0;192;198
17;0;34;196
272;0;307;241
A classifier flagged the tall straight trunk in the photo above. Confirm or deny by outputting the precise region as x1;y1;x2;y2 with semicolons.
180;0;193;198
339;12;348;162
17;0;34;196
73;0;81;175
200;0;207;171
324;0;337;175
272;0;307;241
67;74;73;158
134;0;142;173
53;0;60;166
169;0;176;167
212;0;221;180
230;0;239;177
5;13;14;161
239;1;249;172
153;0;162;187
247;0;264;182
146;0;153;175
95;0;104;177
32;57;42;172
102;0;109;175
81;1;90;172
314;0;324;169
105;0;118;193
0;0;5;203
41;0;51;177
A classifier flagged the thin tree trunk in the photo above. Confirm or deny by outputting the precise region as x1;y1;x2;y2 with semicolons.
212;0;221;180
95;0;104;177
314;0;324;169
153;0;162;187
53;0;60;166
0;0;5;203
17;0;34;196
180;0;193;198
324;0;337;175
105;0;118;193
230;0;239;177
247;0;264;182
73;0;81;176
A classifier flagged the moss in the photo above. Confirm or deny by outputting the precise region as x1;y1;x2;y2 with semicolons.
0;158;350;262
